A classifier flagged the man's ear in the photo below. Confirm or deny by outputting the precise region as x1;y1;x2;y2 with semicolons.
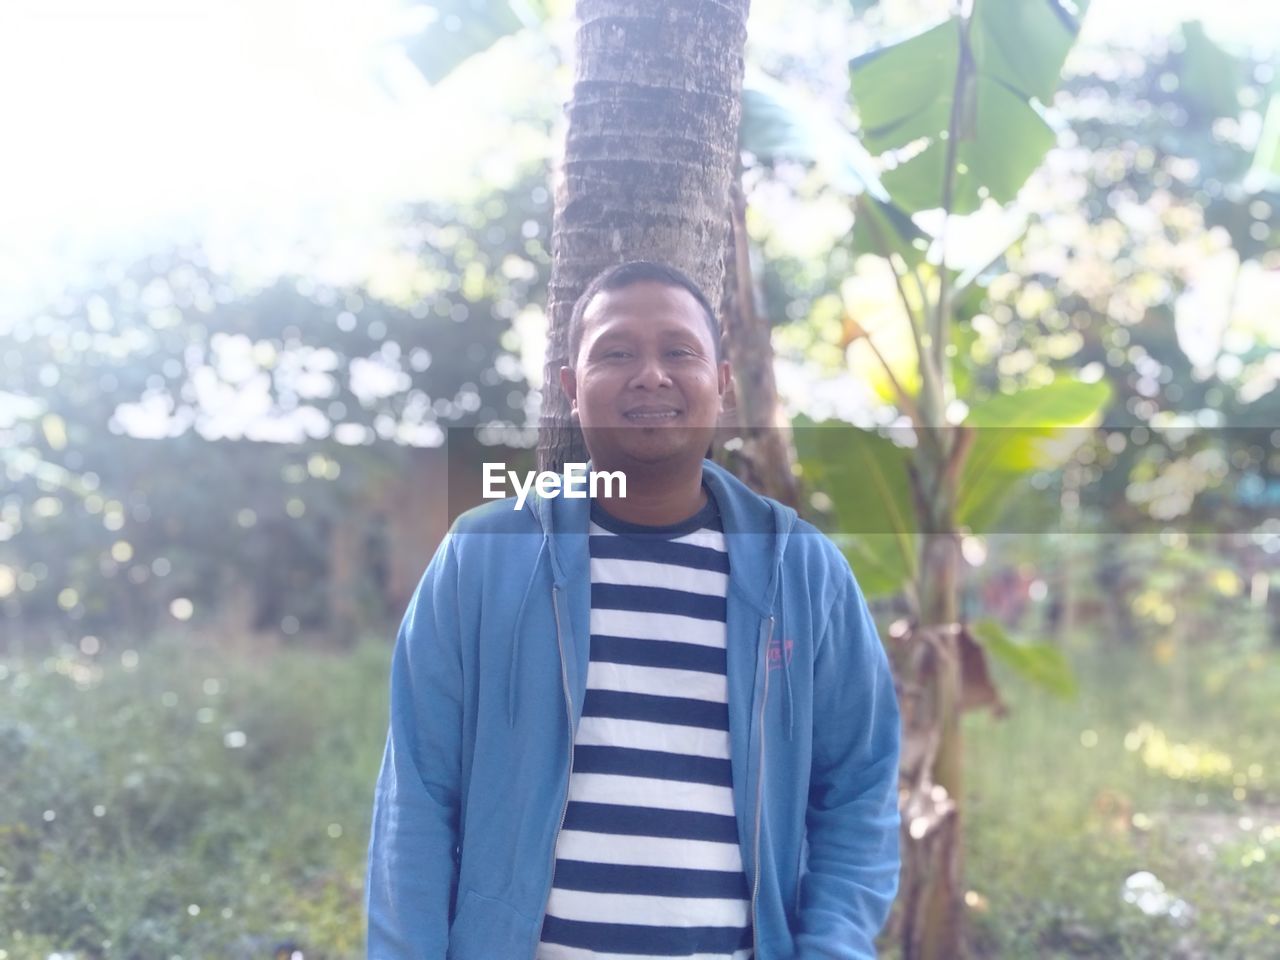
717;360;736;412
559;365;578;416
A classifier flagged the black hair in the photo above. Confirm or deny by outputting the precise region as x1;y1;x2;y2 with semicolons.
566;260;723;366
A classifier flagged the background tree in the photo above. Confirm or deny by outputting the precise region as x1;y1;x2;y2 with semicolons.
743;1;1107;954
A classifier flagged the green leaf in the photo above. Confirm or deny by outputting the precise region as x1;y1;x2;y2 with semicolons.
963;376;1110;431
851;195;931;265
877;74;1057;214
740;70;888;201
402;0;541;84
972;618;1076;698
794;416;917;597
970;0;1087;104
956;377;1111;531
848;0;1089;214
849;20;958;156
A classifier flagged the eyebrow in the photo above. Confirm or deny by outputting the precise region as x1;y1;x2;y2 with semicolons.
585;334;627;351
589;327;706;345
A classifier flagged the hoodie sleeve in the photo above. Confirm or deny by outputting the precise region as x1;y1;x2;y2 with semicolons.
794;570;902;960
366;532;465;960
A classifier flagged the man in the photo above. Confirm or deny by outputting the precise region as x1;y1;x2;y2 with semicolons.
366;261;902;959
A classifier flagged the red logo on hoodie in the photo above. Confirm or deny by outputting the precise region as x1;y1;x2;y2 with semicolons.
767;638;794;670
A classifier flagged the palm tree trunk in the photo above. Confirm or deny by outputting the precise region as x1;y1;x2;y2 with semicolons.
538;0;752;473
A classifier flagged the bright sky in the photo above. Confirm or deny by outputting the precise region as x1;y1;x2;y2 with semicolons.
0;0;555;310
0;0;1275;312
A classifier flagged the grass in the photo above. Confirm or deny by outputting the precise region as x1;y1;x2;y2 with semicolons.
2;631;1277;958
960;640;1280;959
0;632;390;960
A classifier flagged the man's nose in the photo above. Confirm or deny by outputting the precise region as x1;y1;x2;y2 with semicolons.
629;352;673;390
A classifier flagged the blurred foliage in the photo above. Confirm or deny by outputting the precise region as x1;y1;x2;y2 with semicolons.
0;168;553;647
972;25;1280;536
753;16;1279;546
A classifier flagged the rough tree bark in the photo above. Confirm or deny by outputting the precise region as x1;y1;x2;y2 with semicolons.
538;0;752;474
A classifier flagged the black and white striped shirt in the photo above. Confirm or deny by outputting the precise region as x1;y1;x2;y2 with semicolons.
536;486;753;960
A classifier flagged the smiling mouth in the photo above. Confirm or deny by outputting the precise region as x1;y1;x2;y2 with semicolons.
623;408;681;422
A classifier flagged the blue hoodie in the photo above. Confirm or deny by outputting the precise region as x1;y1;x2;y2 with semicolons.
366;458;901;959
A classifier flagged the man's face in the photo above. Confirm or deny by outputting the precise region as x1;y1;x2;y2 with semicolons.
560;280;731;473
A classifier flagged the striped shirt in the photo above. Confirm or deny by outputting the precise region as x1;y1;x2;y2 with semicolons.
536;486;753;960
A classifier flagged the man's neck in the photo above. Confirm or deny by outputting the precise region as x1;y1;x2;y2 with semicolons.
593;460;707;527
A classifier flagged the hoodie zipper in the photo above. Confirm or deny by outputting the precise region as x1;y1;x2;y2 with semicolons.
534;582;574;960
752;614;775;959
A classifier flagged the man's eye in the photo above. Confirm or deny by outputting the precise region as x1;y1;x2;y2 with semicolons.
603;350;630;360
669;348;696;358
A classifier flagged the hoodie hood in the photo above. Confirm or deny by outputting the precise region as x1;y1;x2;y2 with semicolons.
534;457;796;609
509;457;800;734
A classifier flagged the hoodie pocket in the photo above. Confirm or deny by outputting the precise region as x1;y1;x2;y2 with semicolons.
447;889;538;960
